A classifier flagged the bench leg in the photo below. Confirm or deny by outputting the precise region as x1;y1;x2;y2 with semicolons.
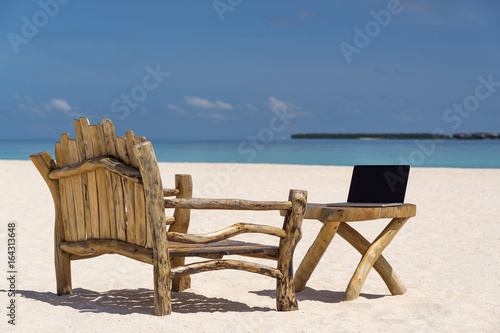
55;245;72;295
55;212;72;295
294;222;341;292
276;189;307;311
276;276;298;311
171;174;192;292
343;218;409;301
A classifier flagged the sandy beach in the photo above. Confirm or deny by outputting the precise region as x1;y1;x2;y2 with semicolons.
1;160;499;332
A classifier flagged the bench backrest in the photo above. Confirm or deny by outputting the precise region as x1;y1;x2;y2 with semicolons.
54;118;154;248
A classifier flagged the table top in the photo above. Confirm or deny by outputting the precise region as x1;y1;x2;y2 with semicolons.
300;203;416;222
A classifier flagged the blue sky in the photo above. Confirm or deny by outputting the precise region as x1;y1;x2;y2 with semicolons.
1;0;499;140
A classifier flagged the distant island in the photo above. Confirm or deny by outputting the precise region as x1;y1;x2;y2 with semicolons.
452;133;500;139
291;133;500;140
291;133;451;140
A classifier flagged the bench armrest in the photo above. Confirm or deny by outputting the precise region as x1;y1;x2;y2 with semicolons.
164;198;292;211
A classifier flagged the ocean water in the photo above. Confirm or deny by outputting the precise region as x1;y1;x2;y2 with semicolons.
1;138;499;169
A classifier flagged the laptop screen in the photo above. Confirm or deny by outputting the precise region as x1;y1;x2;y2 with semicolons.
347;165;410;204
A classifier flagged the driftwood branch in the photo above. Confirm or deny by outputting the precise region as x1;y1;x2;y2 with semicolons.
164;198;292;210
133;141;171;316
48;156;142;184
60;239;153;264
276;189;307;311
30;151;73;296
163;188;180;197
169;174;193;292
167;223;286;244
171;259;283;279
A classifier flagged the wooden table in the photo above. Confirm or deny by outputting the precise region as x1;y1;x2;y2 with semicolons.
293;203;416;301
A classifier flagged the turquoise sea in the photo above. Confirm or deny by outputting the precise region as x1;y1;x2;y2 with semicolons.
1;139;499;169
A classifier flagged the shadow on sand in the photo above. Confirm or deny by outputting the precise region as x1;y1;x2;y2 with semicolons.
13;288;271;315
10;286;385;316
253;287;385;304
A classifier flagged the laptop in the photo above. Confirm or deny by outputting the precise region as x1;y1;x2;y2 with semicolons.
327;165;410;207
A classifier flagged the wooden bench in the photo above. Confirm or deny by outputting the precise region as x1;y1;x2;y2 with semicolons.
31;117;307;316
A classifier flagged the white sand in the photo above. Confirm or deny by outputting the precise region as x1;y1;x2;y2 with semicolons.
1;160;499;332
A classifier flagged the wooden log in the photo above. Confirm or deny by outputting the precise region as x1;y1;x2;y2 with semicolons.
60;239;153;264
134;184;147;247
102;119;126;242
70;253;103;261
30;152;72;295
165;216;176;225
115;135;136;243
343;218;409;301
55;141;72;242
102;118;118;158
100;123;119;240
294;221;341;292
116;135;136;244
168;239;279;258
167;223;286;244
123;178;136;244
113;176;127;242
276;189;307;311
135;136;146;143
337;222;407;296
80;118;100;239
63;238;278;261
169;174;192;292
116;135;131;165
171;260;283;280
103;126;127;241
126;131;139;168
91;124;111;239
73;119;86;159
131;135;147;247
68;139;86;241
133;141;171;316
164;198;293;211
74;119;91;240
59;134;78;242
163;188;180;197
123;132;147;246
48;156;142;184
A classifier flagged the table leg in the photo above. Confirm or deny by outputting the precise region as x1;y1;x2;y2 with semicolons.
294;221;341;292
337;222;407;296
343;218;409;301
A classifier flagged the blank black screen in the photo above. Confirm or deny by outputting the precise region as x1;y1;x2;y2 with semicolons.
347;165;410;203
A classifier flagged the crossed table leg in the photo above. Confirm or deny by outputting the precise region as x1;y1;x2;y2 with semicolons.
294;217;409;301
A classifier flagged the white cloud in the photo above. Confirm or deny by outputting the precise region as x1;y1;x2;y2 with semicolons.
269;96;288;111
214;100;233;110
11;95;80;117
245;103;259;111
49;99;71;112
269;96;314;118
184;96;213;108
184;96;233;110
167;103;185;114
